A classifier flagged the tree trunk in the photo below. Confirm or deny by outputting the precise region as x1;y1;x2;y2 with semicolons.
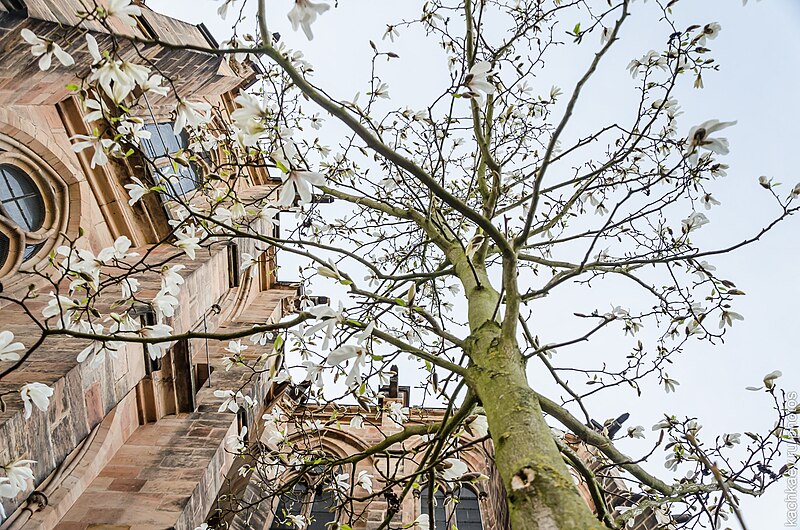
466;320;603;530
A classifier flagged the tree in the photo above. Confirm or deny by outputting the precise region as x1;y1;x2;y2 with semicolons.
1;0;798;529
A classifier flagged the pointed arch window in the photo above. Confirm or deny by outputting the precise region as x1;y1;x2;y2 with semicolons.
269;480;340;530
308;485;337;530
452;487;483;530
419;486;448;530
269;483;308;530
418;485;484;530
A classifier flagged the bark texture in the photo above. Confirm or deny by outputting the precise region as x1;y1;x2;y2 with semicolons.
467;320;603;530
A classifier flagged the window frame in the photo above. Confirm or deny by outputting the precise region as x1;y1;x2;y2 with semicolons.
140;122;202;200
418;483;485;530
267;478;342;530
0;146;65;280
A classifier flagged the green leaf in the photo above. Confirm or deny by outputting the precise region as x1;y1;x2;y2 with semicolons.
65;83;79;91
573;22;581;34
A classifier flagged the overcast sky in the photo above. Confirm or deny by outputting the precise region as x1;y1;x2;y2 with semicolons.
148;1;800;527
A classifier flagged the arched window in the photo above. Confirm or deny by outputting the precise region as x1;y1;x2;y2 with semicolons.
268;480;340;530
308;486;337;530
419;486;448;530
452;487;483;530
269;483;308;530
419;486;484;530
0;142;66;281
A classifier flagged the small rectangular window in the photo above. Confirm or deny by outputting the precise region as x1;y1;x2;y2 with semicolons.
141;123;200;199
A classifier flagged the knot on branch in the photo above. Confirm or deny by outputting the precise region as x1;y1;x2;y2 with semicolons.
510;466;537;492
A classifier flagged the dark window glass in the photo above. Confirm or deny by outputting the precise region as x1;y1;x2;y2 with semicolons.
308;487;336;530
141;123;199;198
454;488;483;530
0;164;44;232
420;487;448;530
0;232;8;268
23;242;43;262
269;483;308;530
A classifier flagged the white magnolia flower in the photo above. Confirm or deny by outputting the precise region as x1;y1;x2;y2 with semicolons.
241;253;257;276
226;426;248;453
257;204;280;231
466;414;489;438
700;193;721;210
119;60;150;90
686;119;736;156
217;0;238;18
161;264;185;295
386;401;408;425
174;99;212;135
140;323;174;360
652;417;674;431
222;36;251;64
327;345;368;388
174;224;202;259
152;290;179;319
372;82;390;99
287;0;330;40
332;472;350;494
77;340;124;369
681;212;710;233
304;303;343;351
747;371;782;391
125;176;149;206
718;309;744;329
86;33;102;64
20;382;54;419
231;93;269;128
693;260;716;280
356;470;374;494
464;61;495;98
316;262;341;280
722;433;741;447
439;458;468;482
0;331;24;361
83;97;108;123
118;117;151;142
277;170;326;207
697;22;721;45
763;370;782;390
412;514;430;529
42;293;80;321
214;389;241;413
70;134;114;169
301;361;324;387
355;321;375;345
2;459;35;493
97;235;137;263
284;513;308;529
627;425;645;439
141;74;169;97
90;58;128;102
383;25;399;42
20;28;74;71
663;376;680;394
105;0;142;27
349;414;364;429
265;424;287;447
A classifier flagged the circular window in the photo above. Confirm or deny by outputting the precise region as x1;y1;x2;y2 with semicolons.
0;134;68;282
0;165;46;262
